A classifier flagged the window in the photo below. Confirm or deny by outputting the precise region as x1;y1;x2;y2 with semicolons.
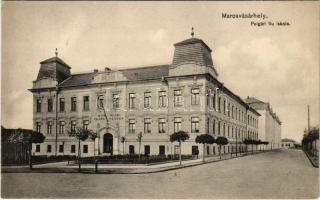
158;91;167;108
144;92;151;108
83;96;90;111
113;94;119;109
232;106;234;118
213;120;216;134
174;90;182;106
158;118;166;133
47;145;52;153
83;120;89;130
129;119;135;134
97;95;104;109
207;118;210;133
159;145;165;155
223;123;225;136
213;146;216;155
213;93;216;110
235;108;238;120
36;145;40;152
144;118;151;133
71;97;77;111
174;117;182;132
191;117;200;133
83;145;88;153
71;145;76;153
47;99;53;112
59;121;65;134
218;121;221;135
36;122;41;133
228;125;230;137
59;144;64;153
47;121;52;135
129;145;135;155
207;146;210;155
71;120;76;134
218;97;221;112
223;100;226;114
232;127;234;138
129;93;136;109
36;99;41;113
191;88;200;105
227;103;230;117
59;98;65;112
144;145;150;155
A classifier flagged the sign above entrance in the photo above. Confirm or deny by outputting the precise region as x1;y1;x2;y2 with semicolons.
94;114;124;121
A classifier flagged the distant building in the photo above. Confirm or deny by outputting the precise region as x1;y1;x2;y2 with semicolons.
29;32;260;157
245;97;282;149
281;138;296;149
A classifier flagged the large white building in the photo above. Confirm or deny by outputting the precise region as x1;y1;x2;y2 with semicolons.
245;97;282;149
30;33;260;157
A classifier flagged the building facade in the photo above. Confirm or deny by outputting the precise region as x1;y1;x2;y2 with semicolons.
245;97;282;149
30;35;260;157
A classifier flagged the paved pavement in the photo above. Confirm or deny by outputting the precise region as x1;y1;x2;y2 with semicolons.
1;149;318;198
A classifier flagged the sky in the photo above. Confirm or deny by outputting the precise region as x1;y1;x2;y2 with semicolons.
2;1;319;142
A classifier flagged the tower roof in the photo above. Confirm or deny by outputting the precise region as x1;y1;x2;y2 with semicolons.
174;37;212;52
40;57;71;69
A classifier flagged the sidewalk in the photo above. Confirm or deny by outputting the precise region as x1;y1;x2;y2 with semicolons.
2;151;264;174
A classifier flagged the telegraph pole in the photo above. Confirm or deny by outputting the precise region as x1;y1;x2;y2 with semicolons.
307;105;310;134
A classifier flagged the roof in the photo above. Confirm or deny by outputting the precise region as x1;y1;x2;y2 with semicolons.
40;57;71;68
174;37;212;52
245;97;265;104
59;73;94;87
58;64;170;87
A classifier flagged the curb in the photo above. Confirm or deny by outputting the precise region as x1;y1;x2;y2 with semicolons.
303;150;319;168
1;151;266;174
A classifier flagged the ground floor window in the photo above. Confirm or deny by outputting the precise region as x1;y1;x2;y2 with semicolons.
207;146;210;155
71;145;76;153
36;144;40;152
144;145;150;155
192;146;199;156
174;145;179;155
83;145;88;153
47;145;52;153
59;145;64;153
129;145;135;155
228;146;230;153
213;146;216;155
159;145;165;155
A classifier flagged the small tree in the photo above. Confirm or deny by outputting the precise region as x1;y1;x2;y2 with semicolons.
170;131;189;165
215;136;228;159
68;127;91;171
121;136;126;155
137;132;143;159
195;134;215;162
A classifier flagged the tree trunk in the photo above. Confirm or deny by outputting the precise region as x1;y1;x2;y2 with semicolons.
123;141;125;155
93;140;96;162
28;142;32;170
78;139;81;172
179;141;182;165
203;144;205;162
138;142;141;159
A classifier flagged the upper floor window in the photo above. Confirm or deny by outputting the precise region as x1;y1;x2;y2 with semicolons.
47;121;52;135
129;93;136;109
191;88;200;105
213;120;216;134
174;90;182;107
223;100;226;114
36;99;41;113
59;121;65;134
71;97;77;112
83;120;89;130
158;91;167;108
158;118;166;133
213;93;216;110
71;120;76;134
232;106;234;118
36;122;41;133
144;118;151;133
218;97;221;112
113;94;119;109
218;121;221;135
97;95;104;109
59;98;65;112
47;99;53;112
223;123;226;136
129;119;135;134
144;92;151;108
227;103;230;117
174;117;182;132
191;117;200;133
83;96;90;111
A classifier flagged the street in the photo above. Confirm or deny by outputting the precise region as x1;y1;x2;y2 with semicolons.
2;149;318;199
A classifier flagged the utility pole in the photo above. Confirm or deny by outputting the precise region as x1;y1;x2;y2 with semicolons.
307;104;310;134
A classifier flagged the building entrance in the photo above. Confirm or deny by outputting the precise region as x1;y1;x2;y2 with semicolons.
103;133;113;154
